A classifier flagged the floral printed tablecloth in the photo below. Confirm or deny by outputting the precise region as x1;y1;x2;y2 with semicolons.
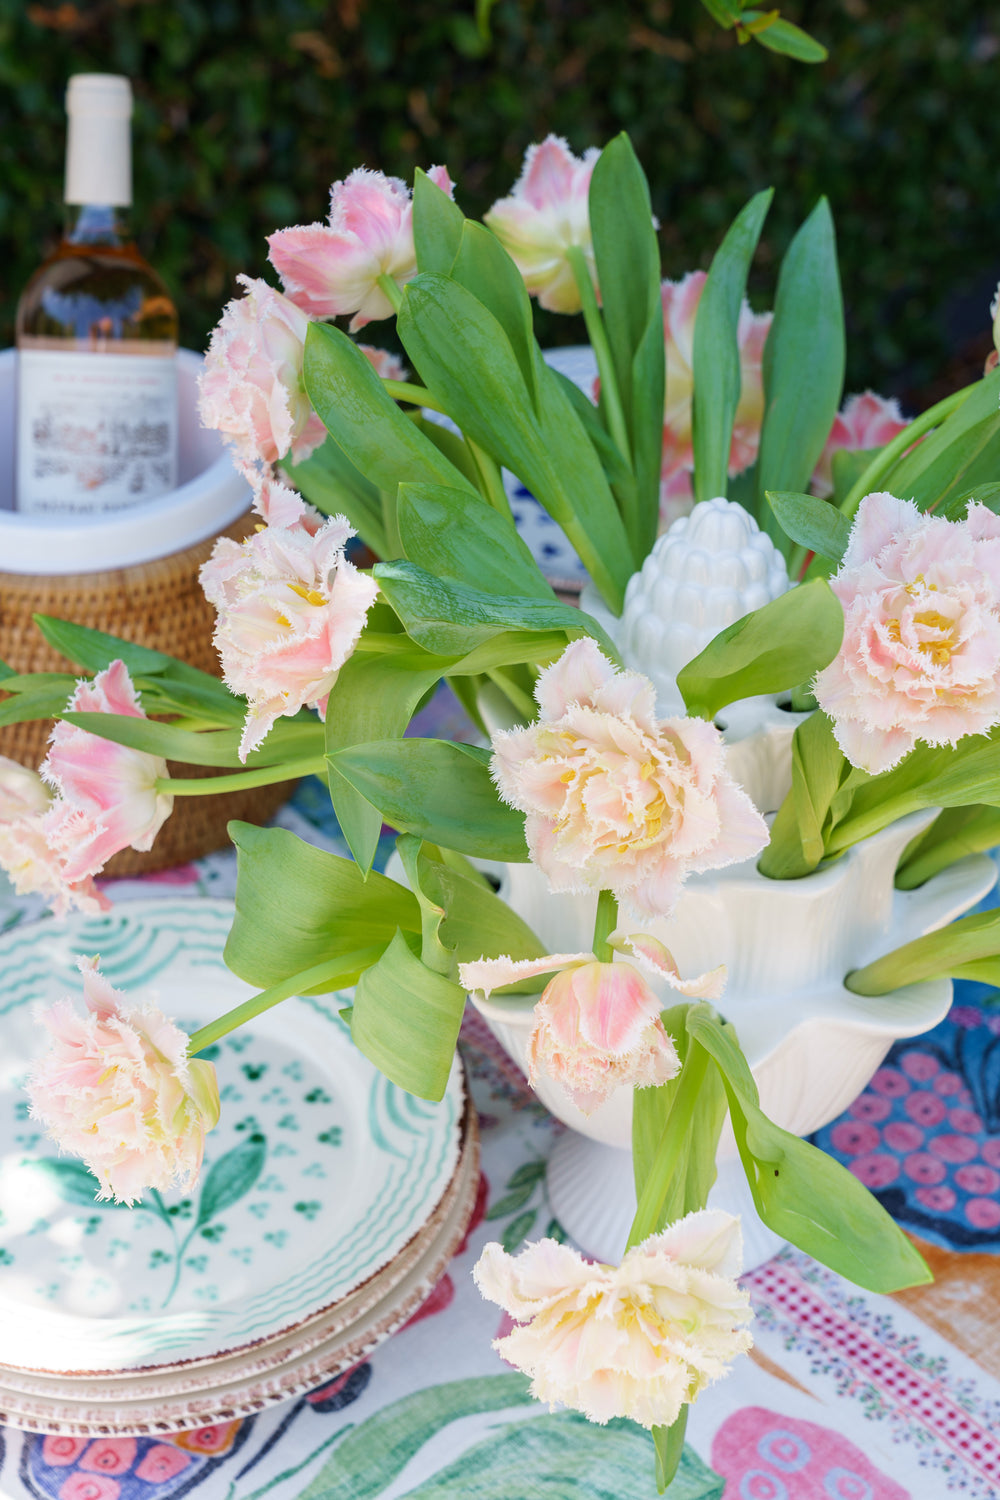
1;759;998;1500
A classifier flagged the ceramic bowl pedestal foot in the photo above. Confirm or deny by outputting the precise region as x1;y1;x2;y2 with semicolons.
546;1130;784;1270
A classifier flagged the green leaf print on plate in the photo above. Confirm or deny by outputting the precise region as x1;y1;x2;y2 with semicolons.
0;898;464;1372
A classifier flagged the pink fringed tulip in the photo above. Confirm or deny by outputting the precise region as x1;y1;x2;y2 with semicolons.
461;936;723;1112
200;514;378;759
28;957;220;1205
484;136;600;314
198;276;327;471
490;638;768;918
268;165;454;332
987;284;1000;374
41;664;173;884
0;757;108;915
252;471;324;532
659;272;771;522
358;344;408;382
814;492;1000;773
474;1209;753;1428
811;393;910;499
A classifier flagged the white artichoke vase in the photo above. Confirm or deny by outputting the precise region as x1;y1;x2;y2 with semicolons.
474;499;998;1268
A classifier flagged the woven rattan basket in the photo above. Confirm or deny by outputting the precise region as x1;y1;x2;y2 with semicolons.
0;349;293;877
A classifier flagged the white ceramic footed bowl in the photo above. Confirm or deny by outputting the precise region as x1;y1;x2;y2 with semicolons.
471;811;996;1261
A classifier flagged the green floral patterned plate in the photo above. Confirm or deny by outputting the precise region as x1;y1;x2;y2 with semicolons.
0;899;464;1375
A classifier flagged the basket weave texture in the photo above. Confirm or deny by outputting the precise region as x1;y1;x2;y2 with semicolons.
0;512;292;876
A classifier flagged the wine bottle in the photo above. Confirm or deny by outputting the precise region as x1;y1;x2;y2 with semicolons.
15;74;179;517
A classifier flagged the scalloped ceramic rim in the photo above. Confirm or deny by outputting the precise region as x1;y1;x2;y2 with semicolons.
0;899;464;1375
0;1109;480;1434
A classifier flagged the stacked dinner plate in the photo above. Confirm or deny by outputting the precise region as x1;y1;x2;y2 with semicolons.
0;899;478;1435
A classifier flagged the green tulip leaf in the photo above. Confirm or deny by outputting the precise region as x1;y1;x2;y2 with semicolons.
304;321;476;499
412;166;465;276
692;189;773;504
756;199;844;542
686;1006;932;1292
847;907;1000;995
329;738;529;861
350;929;467;1100
677;578;844;720
765;489;851;564
225;822;420;991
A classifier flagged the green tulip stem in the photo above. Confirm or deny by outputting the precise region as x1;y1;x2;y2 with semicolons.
566;244;631;465
467;439;516;524
592;887;619;963
626;1045;710;1250
155;757;327;796
376;273;404;315
485;667;536;721
839;383;973;521
187;949;383;1053
382;379;449;414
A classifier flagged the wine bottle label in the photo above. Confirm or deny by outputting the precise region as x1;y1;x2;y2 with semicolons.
16;349;178;516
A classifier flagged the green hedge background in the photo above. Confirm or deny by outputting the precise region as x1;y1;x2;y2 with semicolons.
1;0;998;405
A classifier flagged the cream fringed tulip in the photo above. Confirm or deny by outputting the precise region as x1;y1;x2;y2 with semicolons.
268;166;454;331
474;1210;752;1429
484;136;600;314
490;637;768;919
461;935;723;1113
200;513;379;759
814;492;1000;773
28;958;220;1205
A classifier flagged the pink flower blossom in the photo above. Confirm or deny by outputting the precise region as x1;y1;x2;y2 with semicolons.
462;936;723;1112
659;272;771;514
198;275;327;472
987;284;1000;375
813;492;1000;772
27;957;220;1205
474;1209;752;1428
200;515;378;759
490;638;768;917
252;471;325;532
484;136;600;314
811;392;910;499
0;755;108;914
41;663;173;884
268;166;454;332
359;344;408;382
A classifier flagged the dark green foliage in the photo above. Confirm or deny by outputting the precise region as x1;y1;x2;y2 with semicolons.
2;1;997;396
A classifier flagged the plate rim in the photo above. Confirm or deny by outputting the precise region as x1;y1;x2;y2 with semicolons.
0;1109;481;1434
0;897;465;1376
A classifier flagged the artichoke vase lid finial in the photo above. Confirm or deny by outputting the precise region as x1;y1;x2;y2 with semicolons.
618;496;790;716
